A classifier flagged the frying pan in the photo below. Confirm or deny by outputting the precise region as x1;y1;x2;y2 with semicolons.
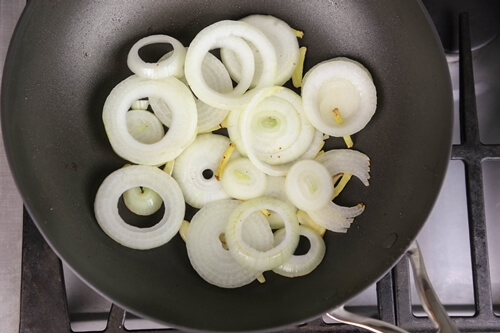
1;0;453;332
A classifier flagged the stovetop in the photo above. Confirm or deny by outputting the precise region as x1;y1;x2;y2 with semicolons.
1;1;500;332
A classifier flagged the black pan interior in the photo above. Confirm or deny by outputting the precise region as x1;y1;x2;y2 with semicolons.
1;1;453;332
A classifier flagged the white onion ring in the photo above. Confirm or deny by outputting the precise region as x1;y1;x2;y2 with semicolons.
220;157;268;200
102;75;197;165
239;87;314;176
172;133;238;208
225;196;300;271
285;159;334;212
308;149;370;232
94;165;185;250
272;225;326;278
307;202;362;233
302;58;377;137
314;149;371;186
186;199;273;288
221;14;299;87
185;20;277;110
262;175;296;229
126;109;165;144
149;51;232;133
122;186;163;216
127;35;186;79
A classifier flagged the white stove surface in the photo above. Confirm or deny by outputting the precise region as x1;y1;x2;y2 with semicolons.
1;1;499;332
0;1;27;332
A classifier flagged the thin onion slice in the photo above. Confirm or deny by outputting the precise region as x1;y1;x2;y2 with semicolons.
127;34;186;79
102;75;197;165
149;51;231;133
225;196;300;271
94;165;185;250
308;149;370;233
221;14;299;87
272;225;326;277
314;149;370;186
122;186;163;216
239;87;315;176
172;133;240;208
185;20;277;110
186;199;273;288
262;175;296;229
126;109;165;144
130;99;150;110
285;159;334;212
302;57;377;137
307;202;364;233
220;157;268;200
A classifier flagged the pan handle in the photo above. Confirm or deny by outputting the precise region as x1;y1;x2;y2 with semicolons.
326;241;460;333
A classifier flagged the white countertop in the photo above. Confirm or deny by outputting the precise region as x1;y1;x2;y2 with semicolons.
0;1;25;332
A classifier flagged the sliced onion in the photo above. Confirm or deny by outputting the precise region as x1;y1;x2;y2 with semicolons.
285;159;334;212
172;133;238;208
221;14;299;87
149;51;231;133
94;165;185;250
239;87;315;176
314;149;371;186
102;75;197;165
226;109;247;156
186;199;273;288
130;99;150;110
262;175;296;229
220;157;268;200
127;35;186;79
302;57;377;137
272;225;326;278
185;20;277;110
247;87;314;165
126;110;165;144
225;196;300;271
306;202;365;233
307;149;370;233
122;186;163;216
297;129;325;160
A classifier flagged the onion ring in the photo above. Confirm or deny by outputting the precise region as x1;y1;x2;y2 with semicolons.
94;165;185;250
127;34;186;79
102;75;197;165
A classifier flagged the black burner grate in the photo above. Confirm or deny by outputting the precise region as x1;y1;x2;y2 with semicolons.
19;12;500;333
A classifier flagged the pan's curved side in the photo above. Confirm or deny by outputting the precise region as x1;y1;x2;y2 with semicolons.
1;0;452;332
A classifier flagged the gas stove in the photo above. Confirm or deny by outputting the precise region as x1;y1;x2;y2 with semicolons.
1;1;499;332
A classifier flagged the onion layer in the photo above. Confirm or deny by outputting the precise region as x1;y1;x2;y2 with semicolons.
122;186;163;216
225;196;300;271
302;58;377;137
272;225;326;278
239;87;315;176
186;199;273;288
285;159;334;212
126;109;164;144
185;20;277;110
102;75;197;165
149;51;231;133
221;14;299;87
127;34;186;79
221;157;268;201
172;133;239;208
94;165;185;250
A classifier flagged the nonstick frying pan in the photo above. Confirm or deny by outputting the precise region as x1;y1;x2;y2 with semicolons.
1;1;453;332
